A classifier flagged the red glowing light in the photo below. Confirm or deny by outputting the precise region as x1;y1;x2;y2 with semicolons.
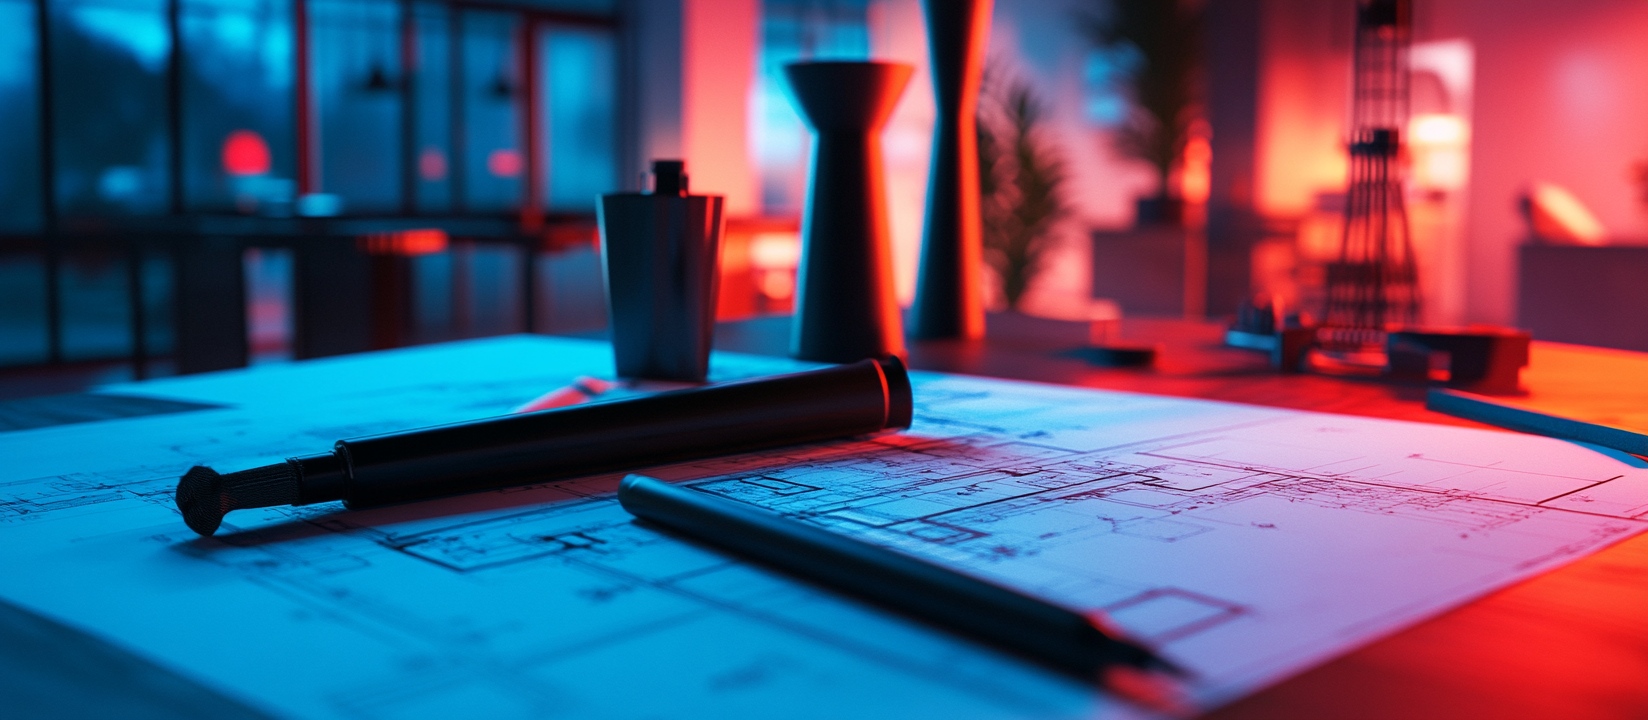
362;229;449;256
419;147;448;181
487;149;524;177
222;130;271;176
758;271;795;301
1180;135;1213;205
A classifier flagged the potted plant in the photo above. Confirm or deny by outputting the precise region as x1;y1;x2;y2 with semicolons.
977;72;1070;311
1081;0;1204;225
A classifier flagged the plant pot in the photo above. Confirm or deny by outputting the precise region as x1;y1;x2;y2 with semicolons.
1134;196;1186;226
1091;225;1188;317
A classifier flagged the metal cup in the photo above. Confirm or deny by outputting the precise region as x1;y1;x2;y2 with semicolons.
598;160;725;382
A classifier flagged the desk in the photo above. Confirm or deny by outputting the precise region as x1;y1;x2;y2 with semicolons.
3;315;1645;719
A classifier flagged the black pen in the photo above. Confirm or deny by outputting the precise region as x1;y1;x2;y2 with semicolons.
616;475;1192;712
175;357;912;536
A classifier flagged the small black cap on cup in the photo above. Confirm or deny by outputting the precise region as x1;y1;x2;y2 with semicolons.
651;160;688;196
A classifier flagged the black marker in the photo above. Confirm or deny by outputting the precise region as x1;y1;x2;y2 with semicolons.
616;474;1192;713
176;357;912;536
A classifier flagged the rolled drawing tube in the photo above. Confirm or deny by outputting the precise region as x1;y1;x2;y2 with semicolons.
175;356;914;536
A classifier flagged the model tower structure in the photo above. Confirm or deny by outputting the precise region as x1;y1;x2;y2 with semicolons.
1321;0;1420;353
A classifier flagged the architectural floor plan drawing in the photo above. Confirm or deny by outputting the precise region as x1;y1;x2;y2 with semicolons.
2;336;1646;719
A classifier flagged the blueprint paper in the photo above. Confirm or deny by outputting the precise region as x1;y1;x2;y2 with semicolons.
1;335;1645;719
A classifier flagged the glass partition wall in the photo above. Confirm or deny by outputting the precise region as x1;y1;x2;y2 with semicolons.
0;0;620;381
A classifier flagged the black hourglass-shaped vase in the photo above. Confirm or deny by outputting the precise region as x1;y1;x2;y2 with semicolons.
911;0;991;340
783;61;913;363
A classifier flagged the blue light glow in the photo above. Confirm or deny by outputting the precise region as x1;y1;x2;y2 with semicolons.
0;0;42;232
0;1;33;87
1083;47;1137;128
68;2;173;73
754;0;871;214
543;26;617;212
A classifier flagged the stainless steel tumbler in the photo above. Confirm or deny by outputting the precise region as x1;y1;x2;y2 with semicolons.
599;160;725;381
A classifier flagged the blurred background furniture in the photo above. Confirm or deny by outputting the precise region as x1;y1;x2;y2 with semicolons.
1519;244;1648;353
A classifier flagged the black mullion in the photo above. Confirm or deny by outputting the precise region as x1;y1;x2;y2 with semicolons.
519;14;538;332
129;243;148;379
400;0;417;214
156;0;182;377
167;0;184;215
450;5;466;213
449;0;611;29
35;0;61;364
295;0;312;195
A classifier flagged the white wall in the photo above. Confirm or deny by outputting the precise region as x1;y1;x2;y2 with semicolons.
1428;0;1648;326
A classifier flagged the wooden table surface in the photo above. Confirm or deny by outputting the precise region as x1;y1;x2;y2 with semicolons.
723;313;1648;720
